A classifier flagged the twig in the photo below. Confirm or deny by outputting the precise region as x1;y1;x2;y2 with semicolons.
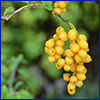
8;64;19;90
8;92;19;96
1;3;43;21
58;15;71;30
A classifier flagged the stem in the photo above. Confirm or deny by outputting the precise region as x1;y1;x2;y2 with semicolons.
58;15;71;29
1;3;43;21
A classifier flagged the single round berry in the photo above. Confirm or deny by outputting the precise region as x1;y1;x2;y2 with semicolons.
45;39;55;48
75;80;83;87
74;54;82;63
68;89;76;95
78;34;87;41
48;56;56;63
55;46;64;55
53;8;62;15
56;27;65;34
68;29;77;40
44;47;49;54
54;54;61;61
61;8;67;13
76;73;86;81
56;40;65;47
48;48;55;56
76;65;85;73
70;76;78;84
69;41;76;48
58;1;66;8
70;63;77;72
83;54;92;63
70;43;80;53
63;73;71;81
64;49;74;57
78;40;88;49
78;49;87;58
63;64;71;72
59;31;68;41
57;58;65;67
54;2;59;8
53;34;59;40
55;63;63;69
67;82;76;90
65;57;74;65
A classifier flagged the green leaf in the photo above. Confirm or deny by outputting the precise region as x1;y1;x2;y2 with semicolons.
14;81;24;90
20;1;29;4
4;6;14;15
41;1;53;11
68;22;76;30
1;85;8;98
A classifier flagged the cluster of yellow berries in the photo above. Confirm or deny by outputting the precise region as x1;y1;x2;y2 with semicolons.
44;26;92;95
52;1;69;15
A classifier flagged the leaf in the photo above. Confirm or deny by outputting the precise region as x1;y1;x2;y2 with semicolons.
68;22;76;30
41;1;53;11
14;81;24;90
1;85;8;98
4;6;14;15
20;1;29;4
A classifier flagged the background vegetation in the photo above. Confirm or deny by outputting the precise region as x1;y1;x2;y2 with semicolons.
1;1;99;99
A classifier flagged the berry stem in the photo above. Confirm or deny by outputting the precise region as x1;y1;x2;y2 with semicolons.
58;15;71;30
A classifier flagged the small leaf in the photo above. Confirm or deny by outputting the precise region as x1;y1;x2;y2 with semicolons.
68;22;76;30
41;1;53;11
14;81;24;90
1;85;8;98
4;6;14;15
20;1;29;4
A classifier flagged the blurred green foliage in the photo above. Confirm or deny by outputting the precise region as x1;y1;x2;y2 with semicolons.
1;1;99;99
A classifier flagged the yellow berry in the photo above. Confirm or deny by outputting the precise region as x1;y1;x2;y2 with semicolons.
63;64;71;72
53;34;59;40
70;76;78;84
54;54;61;61
55;46;64;55
76;73;86;81
69;41;76;48
67;82;76;90
74;54;82;63
57;58;65;67
59;31;68;41
78;34;87;41
83;67;87;74
75;80;83;87
68;89;76;95
83;54;92;63
54;2;59;8
65;57;74;65
58;1;66;8
56;27;65;34
55;62;63;69
76;65;85;73
64;49;74;57
78;40;88;49
61;8;67;13
68;29;77;40
48;56;56;63
44;47;49;54
70;43;80;53
48;48;55;56
63;73;71;81
78;49;87;58
53;8;62;15
65;1;69;4
70;63;77;72
55;40;65;47
45;39;55;48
